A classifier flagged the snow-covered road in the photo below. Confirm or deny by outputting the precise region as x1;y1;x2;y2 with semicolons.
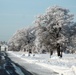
7;51;76;75
7;51;58;75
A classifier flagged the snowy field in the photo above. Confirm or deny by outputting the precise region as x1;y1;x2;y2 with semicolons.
7;51;76;75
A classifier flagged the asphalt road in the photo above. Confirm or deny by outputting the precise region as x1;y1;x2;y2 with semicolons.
0;51;19;75
7;52;59;75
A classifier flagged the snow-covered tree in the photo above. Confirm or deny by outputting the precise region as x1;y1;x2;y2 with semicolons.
34;6;74;57
8;6;75;58
8;28;28;51
68;23;76;53
8;26;36;56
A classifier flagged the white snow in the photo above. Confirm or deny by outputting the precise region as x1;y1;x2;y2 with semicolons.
8;51;76;75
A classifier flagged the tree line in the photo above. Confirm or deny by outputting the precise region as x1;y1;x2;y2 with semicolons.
8;6;76;57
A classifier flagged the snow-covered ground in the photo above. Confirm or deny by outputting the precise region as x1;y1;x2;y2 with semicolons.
8;51;76;75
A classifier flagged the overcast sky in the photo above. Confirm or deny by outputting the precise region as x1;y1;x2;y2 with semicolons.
0;0;76;41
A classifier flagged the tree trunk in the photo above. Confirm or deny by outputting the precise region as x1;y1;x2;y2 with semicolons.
57;43;61;57
60;51;62;58
57;49;60;56
51;51;53;55
28;49;32;56
50;50;53;58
